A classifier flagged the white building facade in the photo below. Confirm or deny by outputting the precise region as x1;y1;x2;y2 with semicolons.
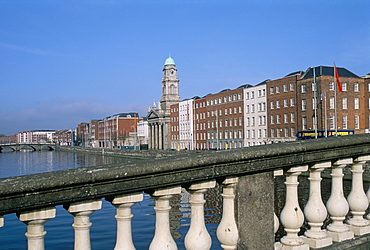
244;82;268;147
179;99;194;150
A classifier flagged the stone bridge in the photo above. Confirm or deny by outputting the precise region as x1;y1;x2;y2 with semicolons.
1;135;370;249
0;143;55;152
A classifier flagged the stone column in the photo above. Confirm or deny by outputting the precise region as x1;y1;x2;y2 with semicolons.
216;177;238;250
65;200;102;250
159;123;163;150
185;180;216;250
236;171;275;249
347;155;370;235
154;123;158;150
326;158;354;242
302;162;332;248
18;207;56;250
149;124;153;149
0;215;3;227
149;186;181;250
110;193;144;250
276;165;309;250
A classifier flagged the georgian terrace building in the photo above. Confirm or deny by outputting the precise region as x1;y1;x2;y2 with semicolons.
267;66;370;143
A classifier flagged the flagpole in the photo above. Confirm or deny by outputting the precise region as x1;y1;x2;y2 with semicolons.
334;63;338;136
314;67;318;138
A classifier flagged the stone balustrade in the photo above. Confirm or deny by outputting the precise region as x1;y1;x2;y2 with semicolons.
1;134;370;249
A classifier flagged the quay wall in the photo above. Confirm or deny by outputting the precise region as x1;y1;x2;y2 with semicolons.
55;145;189;159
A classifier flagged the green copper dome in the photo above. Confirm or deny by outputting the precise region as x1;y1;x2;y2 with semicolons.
164;55;175;66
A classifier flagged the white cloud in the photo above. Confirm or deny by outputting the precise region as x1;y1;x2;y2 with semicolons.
0;42;72;57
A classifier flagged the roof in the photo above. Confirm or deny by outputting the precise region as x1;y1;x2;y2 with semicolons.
164;55;175;66
301;66;360;79
285;71;304;77
256;80;269;86
105;112;139;119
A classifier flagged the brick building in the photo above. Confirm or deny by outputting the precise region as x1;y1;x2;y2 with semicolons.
267;72;303;143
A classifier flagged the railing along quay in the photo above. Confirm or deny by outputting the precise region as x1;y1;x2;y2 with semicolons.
1;134;370;249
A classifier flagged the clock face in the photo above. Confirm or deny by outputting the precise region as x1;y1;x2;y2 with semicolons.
170;70;174;75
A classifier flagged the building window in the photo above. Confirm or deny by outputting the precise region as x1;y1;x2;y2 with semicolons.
302;117;307;130
329;115;335;129
291;127;296;137
329;82;334;91
355;115;360;129
312;97;317;110
271;129;275;137
291;112;295;123
251;92;254;99
342;82;347;92
284;99;288;108
290;98;295;107
343;115;348;129
301;84;306;93
284;113;289;124
285;128;289;137
302;99;306;111
354;98;359;109
283;84;288;92
276;100;280;109
290;83;294;91
270;101;274;110
276;86;280;94
329;97;335;109
354;83;359;92
276;115;281;124
342;98;347;110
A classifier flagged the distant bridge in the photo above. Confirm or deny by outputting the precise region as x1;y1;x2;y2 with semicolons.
0;143;55;152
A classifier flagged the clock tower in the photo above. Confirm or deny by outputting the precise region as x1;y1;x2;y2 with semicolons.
160;55;181;113
146;55;181;150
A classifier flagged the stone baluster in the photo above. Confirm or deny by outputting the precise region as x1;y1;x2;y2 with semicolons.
276;165;309;250
110;193;144;250
216;177;238;250
347;155;370;235
185;180;216;250
149;186;181;250
302;162;332;248
65;200;102;250
274;170;283;234
367;185;370;220
326;158;354;242
18;207;56;250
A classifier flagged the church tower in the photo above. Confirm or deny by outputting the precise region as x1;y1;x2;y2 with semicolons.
146;55;181;150
160;55;181;113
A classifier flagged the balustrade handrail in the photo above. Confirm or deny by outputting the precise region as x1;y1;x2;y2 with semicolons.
1;134;370;216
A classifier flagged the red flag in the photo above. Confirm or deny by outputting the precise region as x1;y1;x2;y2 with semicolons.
334;63;343;93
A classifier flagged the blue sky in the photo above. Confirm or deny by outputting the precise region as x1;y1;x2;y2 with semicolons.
0;0;369;135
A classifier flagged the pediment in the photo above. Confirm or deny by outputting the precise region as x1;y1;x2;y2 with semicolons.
147;110;159;120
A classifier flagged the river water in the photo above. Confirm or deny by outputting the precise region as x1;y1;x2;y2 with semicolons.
0;150;222;250
1;150;366;249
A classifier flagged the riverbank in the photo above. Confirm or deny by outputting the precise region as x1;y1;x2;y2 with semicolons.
55;145;198;159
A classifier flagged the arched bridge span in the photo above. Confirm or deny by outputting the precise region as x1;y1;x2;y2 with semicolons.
0;143;55;152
